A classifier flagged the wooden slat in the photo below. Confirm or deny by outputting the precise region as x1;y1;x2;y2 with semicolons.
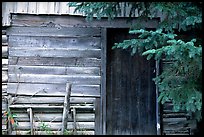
16;2;28;13
61;83;72;134
9;65;100;75
2;59;8;68
2;35;7;43
27;2;37;13
163;123;190;131
8;74;100;84
2;46;8;58
7;83;100;97
11;130;94;135
9;57;101;67
9;47;101;58
12;121;94;130
47;2;55;14
10;13;159;28
9;96;95;104
7;113;95;122
2;84;7;93
7;26;101;37
8;34;101;49
2;71;8;82
162;113;189;118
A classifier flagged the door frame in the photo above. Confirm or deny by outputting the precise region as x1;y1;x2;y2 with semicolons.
100;28;161;135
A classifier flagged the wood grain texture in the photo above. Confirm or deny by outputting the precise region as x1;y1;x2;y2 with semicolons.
10;13;159;28
9;47;101;58
8;113;95;122
9;57;101;67
9;35;101;49
9;65;100;75
12;121;95;130
9;96;95;104
7;83;100;97
7;26;101;37
8;74;100;84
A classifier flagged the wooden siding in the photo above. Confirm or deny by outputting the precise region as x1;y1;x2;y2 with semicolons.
6;23;102;134
160;61;197;135
2;2;157;26
2;28;8;135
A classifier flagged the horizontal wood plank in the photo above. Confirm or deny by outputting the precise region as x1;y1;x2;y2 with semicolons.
11;96;95;104
9;56;101;67
8;113;95;122
2;59;8;68
2;84;7;93
9;35;101;49
2;35;7;43
11;130;94;135
7;83;100;97
12;121;95;130
9;47;101;58
11;14;159;28
2;46;8;58
7;26;101;37
9;65;100;75
2;71;8;82
8;74;100;84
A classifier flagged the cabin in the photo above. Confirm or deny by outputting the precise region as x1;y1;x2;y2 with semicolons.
2;2;197;135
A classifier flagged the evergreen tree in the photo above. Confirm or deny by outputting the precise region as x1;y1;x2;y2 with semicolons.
68;2;202;122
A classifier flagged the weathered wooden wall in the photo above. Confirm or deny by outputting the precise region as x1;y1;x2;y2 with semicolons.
2;2;157;26
3;13;198;135
160;60;197;135
2;27;9;135
6;17;102;134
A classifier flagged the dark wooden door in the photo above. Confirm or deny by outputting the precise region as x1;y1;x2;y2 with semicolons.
106;28;156;135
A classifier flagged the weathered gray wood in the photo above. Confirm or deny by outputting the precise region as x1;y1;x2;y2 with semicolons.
9;35;101;49
2;35;7;43
61;83;72;135
9;104;94;109
8;74;100;85
27;108;34;135
9;65;100;75
72;107;77;135
9;105;64;109
2;71;8;82
163;113;189;118
94;98;101;135
9;47;101;58
163;126;190;131
13;121;95;130
7;26;101;37
11;130;95;135
101;28;107;135
7;82;100;96
11;13;159;28
7;113;95;122
9;57;101;67
2;101;8;110
163;117;187;123
2;46;8;58
2;59;8;68
10;96;95;104
2;84;7;93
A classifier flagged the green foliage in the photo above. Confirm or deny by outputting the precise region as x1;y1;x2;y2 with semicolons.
39;122;53;135
68;2;202;122
68;2;120;21
2;110;19;129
